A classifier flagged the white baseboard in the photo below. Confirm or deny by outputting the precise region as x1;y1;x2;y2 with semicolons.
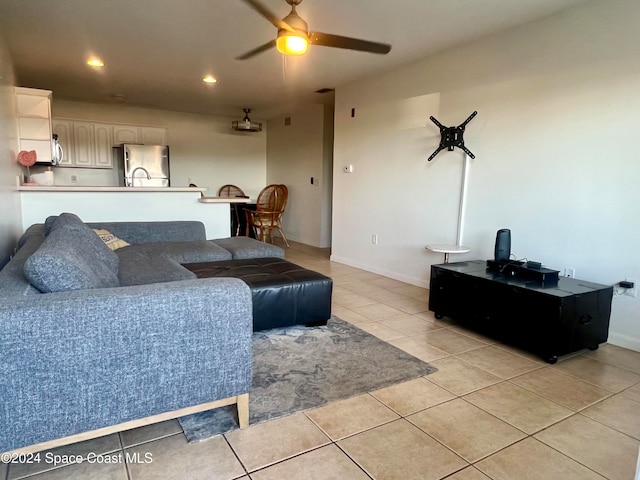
607;332;640;353
329;255;430;289
283;233;330;249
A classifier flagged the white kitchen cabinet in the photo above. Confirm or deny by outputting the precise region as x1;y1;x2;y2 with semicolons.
140;126;167;145
112;125;139;145
94;124;113;168
113;125;167;146
52;120;113;168
71;122;95;167
15;87;53;163
52;118;166;168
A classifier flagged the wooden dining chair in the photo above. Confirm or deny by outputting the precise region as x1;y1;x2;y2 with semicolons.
217;184;246;197
244;184;290;247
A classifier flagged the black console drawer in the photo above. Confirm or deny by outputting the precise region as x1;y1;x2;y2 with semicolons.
429;261;613;363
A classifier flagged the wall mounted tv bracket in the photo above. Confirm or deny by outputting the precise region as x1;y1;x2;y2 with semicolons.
427;111;477;161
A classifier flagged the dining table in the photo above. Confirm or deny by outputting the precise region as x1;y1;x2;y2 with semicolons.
232;202;257;238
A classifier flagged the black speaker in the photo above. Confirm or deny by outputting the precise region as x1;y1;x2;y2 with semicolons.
494;229;511;261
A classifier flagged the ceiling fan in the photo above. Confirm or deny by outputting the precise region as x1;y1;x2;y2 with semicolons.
236;0;392;60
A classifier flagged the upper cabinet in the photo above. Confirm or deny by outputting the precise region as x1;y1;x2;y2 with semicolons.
112;125;139;145
15;87;53;163
140;126;167;145
113;125;167;146
52;119;103;168
94;124;113;168
52;119;168;169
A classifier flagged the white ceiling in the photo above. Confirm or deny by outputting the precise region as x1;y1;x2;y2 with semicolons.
0;0;593;119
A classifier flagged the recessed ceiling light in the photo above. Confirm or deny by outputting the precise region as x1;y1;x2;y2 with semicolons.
87;58;105;67
202;75;217;84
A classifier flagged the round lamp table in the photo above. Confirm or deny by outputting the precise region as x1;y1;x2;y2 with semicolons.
426;244;471;263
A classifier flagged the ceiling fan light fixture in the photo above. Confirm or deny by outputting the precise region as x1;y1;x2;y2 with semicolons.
86;58;104;67
276;6;309;56
236;0;392;60
276;30;308;55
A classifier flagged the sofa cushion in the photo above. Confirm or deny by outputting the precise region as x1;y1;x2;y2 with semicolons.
87;221;207;244
116;251;197;286
18;224;45;249
115;241;229;286
211;237;285;260
117;241;232;264
0;235;44;296
24;224;120;293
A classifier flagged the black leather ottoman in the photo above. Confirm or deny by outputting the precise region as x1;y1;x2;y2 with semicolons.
183;258;333;331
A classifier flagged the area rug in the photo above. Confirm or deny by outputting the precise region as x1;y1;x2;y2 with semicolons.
179;316;437;442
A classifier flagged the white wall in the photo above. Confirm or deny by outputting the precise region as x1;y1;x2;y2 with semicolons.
332;0;640;350
0;36;22;268
320;104;334;248
267;104;332;247
49;100;267;198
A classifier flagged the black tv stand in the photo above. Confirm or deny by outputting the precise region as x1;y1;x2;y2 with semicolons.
429;260;613;363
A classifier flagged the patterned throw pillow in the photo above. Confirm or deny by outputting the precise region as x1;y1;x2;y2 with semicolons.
93;229;130;251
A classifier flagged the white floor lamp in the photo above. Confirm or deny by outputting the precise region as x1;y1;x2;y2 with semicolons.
425;153;472;263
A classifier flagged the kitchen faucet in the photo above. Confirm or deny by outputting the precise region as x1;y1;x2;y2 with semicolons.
130;167;151;187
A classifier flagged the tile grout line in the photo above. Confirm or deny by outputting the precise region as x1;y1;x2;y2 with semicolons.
221;434;250;479
116;432;132;480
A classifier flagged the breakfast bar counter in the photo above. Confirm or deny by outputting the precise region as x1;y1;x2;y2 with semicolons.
17;185;208;192
19;185;240;238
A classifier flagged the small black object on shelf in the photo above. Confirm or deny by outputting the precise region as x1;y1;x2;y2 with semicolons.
486;259;560;285
494;228;511;261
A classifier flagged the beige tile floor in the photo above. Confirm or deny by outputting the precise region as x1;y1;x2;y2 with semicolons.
5;241;640;480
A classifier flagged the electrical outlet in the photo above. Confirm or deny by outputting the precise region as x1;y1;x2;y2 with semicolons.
71;175;78;184
624;278;637;298
371;234;378;245
564;267;575;278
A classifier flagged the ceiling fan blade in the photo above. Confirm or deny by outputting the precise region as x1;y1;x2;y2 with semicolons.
240;0;295;32
309;32;391;54
236;39;277;60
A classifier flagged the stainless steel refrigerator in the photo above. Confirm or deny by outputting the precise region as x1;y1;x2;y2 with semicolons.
118;144;170;187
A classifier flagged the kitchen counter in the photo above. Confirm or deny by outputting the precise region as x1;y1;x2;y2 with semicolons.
198;196;251;204
19;185;238;238
17;185;207;193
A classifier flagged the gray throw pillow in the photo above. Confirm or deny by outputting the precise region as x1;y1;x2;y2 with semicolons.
44;212;85;235
24;224;120;293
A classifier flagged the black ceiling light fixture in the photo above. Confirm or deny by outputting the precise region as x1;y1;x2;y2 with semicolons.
232;108;262;132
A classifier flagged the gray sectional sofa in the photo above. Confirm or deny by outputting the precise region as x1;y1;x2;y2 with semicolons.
0;213;284;454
